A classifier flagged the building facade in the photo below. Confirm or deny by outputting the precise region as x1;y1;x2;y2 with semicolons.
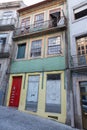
67;0;87;129
6;0;68;124
0;1;25;105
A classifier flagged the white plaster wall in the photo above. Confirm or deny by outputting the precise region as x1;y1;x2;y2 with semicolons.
67;0;87;55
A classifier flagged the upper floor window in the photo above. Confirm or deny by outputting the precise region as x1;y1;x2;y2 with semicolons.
30;40;42;58
77;35;87;55
3;11;13;19
47;36;61;55
0;34;7;44
17;43;26;59
0;34;7;52
0;64;1;70
34;13;44;27
49;9;61;27
74;4;87;20
21;17;30;27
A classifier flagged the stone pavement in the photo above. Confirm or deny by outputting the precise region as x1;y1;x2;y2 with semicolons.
0;106;78;130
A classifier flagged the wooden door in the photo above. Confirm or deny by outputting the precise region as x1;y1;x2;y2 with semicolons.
9;76;22;107
80;82;87;130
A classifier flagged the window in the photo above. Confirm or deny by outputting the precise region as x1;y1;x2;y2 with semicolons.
3;11;13;18
0;64;1;69
30;40;42;58
50;9;61;27
0;34;7;44
21;17;30;27
47;36;61;55
74;4;87;20
26;75;40;112
45;74;61;113
34;13;44;27
17;43;26;59
76;35;87;65
77;35;87;55
0;34;7;52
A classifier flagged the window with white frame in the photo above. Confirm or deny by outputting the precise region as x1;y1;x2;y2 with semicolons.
74;4;87;20
0;64;1;69
30;40;42;58
0;34;7;44
21;17;30;28
45;74;61;113
47;36;61;55
77;35;87;55
34;13;44;27
76;35;87;65
0;34;7;52
3;11;13;19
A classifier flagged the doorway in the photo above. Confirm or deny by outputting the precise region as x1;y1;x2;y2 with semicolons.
9;76;22;107
80;81;87;129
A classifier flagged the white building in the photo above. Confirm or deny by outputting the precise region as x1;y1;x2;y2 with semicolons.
67;0;87;129
0;1;25;105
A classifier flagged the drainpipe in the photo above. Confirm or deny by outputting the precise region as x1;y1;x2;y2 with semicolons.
66;0;75;127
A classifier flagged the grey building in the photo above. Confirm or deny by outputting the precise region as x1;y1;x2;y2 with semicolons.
0;1;25;105
67;0;87;129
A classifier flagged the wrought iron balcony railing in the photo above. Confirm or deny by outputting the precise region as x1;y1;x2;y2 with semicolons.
13;16;66;37
0;18;16;30
70;54;87;68
0;52;10;58
0;44;11;58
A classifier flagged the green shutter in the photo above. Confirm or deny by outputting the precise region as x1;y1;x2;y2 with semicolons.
17;44;26;59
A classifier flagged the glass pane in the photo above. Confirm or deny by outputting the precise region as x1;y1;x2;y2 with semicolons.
48;37;60;46
30;40;42;57
78;55;86;65
48;45;61;55
80;82;87;93
26;76;39;112
45;74;61;113
82;95;87;113
80;82;87;113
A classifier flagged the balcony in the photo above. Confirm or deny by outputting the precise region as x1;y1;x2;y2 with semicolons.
0;18;16;31
0;52;10;58
0;44;11;58
70;54;87;69
13;16;66;40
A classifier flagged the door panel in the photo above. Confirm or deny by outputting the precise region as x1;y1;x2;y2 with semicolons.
80;82;87;130
9;76;22;107
26;75;39;112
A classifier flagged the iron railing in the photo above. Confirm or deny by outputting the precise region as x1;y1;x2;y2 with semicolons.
0;18;16;26
70;54;87;68
0;52;10;58
0;44;11;58
13;16;66;37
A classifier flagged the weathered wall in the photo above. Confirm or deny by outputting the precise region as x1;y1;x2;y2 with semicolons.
10;57;65;74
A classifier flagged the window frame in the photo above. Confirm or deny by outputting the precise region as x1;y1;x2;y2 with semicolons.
46;35;62;57
0;34;8;44
25;73;42;113
72;1;87;22
44;71;66;118
16;42;27;60
29;38;43;59
49;8;61;19
21;17;30;28
34;13;44;27
76;35;87;56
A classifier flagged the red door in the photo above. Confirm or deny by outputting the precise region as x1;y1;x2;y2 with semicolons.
9;76;22;107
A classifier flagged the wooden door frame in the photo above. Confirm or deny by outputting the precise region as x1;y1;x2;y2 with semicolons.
77;78;87;128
